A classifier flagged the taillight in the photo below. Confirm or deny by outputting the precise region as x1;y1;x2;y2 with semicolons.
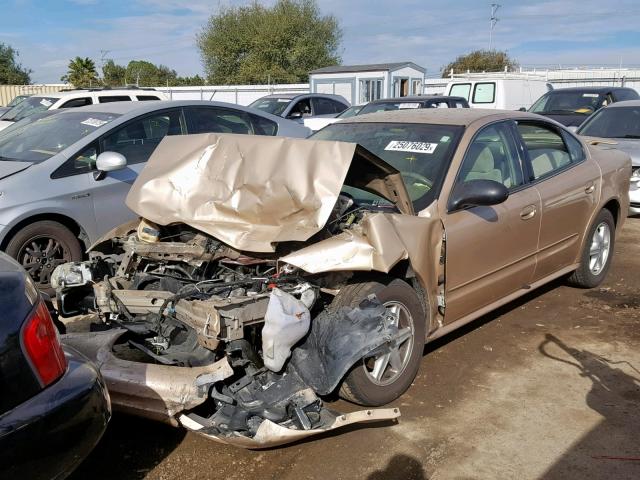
21;300;67;387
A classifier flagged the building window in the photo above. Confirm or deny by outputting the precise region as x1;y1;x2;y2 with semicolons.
412;79;423;95
360;79;383;103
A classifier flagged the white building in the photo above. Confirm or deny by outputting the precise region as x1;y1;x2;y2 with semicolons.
309;62;426;105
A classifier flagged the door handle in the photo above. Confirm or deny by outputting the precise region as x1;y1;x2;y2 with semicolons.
520;205;537;220
585;184;595;194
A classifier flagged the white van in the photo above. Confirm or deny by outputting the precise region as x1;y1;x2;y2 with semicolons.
444;75;551;110
0;88;168;131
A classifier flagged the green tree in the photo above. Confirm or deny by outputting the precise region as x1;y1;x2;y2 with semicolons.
442;50;518;77
197;0;341;84
102;59;126;87
61;57;99;87
0;43;31;84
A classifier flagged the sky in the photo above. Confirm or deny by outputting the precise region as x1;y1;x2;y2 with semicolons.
3;0;640;83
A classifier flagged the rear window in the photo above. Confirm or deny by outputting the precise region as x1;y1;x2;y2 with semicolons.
614;89;640;101
359;102;422;115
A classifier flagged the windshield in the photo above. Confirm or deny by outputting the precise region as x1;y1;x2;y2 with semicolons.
359;102;422;115
249;97;292;116
0;111;120;163
312;122;464;211
0;96;58;122
578;106;640;138
7;95;29;107
337;105;364;118
530;91;606;115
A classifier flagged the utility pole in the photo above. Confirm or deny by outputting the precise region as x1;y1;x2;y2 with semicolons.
489;3;501;51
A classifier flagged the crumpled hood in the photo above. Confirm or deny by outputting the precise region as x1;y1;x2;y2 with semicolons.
126;133;412;253
0;160;33;180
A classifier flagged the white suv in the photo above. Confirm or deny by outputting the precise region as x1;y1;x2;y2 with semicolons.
0;88;168;131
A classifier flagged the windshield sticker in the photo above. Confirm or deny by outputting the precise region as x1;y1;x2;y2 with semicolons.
440;135;451;142
398;103;421;109
81;118;108;128
582;93;599;97
385;141;438;154
277;99;289;103
39;99;53;107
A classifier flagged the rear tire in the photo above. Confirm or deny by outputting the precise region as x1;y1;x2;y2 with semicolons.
567;209;615;288
331;278;426;406
5;221;83;292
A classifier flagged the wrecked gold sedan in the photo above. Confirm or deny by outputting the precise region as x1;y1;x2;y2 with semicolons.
53;109;630;447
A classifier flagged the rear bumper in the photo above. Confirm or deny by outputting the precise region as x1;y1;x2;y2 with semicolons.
0;346;111;480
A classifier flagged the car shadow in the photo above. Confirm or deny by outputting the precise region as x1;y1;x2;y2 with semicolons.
68;413;186;480
537;334;640;479
366;453;429;480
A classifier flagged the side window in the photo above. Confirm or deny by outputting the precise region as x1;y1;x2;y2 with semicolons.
472;83;496;104
136;95;161;101
248;112;278;136
454;101;466;108
449;83;471;101
288;99;312;117
313;98;337;115
60;97;92;108
517;122;572;180
101;109;184;165
98;95;132;103
186;107;253;135
457;122;524;191
562;131;586;163
51;143;98;178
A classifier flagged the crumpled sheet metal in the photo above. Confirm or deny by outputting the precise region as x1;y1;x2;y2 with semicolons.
125;133;357;253
62;329;234;425
179;408;401;448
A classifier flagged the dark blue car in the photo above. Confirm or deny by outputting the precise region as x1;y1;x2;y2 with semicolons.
0;252;110;479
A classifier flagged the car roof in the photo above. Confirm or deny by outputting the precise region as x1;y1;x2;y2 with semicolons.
258;93;346;101
31;89;160;99
368;95;466;104
601;99;640;108
340;108;543;127
548;86;634;94
41;99;271;117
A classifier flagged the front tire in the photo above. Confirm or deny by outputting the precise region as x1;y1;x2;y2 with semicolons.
567;209;616;288
5;220;83;291
331;278;426;406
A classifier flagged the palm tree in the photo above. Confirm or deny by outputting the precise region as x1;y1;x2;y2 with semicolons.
61;57;99;88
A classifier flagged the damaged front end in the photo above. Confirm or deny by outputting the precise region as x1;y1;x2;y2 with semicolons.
54;222;402;446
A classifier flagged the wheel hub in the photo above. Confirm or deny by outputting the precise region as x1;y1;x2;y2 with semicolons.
18;236;70;287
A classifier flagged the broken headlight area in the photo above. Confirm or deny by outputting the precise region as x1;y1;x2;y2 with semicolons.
55;219;402;447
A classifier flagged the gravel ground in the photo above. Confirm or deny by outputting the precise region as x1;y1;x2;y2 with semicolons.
68;218;640;480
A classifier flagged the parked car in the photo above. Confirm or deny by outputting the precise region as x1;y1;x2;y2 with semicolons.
0;87;168;132
529;87;639;127
0;100;310;290
249;93;350;121
303;103;364;131
53;109;629;448
0;94;29;116
0;251;110;480
445;75;550;110
577;99;640;215
304;96;468;132
358;95;469;115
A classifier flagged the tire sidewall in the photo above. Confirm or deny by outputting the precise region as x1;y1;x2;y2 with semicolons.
578;209;616;288
339;278;426;406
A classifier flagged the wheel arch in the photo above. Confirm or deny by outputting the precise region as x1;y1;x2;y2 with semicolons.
0;213;89;252
602;197;621;227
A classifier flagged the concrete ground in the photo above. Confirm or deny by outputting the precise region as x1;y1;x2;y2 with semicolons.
68;218;640;480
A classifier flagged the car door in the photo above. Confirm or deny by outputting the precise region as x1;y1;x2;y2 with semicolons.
514;120;599;281
441;121;541;322
89;108;187;233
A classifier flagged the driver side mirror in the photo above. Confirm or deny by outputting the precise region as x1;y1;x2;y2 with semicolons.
518;107;527;112
449;179;509;211
94;151;127;180
287;111;303;120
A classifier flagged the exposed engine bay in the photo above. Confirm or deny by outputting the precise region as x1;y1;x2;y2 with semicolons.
54;201;404;447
